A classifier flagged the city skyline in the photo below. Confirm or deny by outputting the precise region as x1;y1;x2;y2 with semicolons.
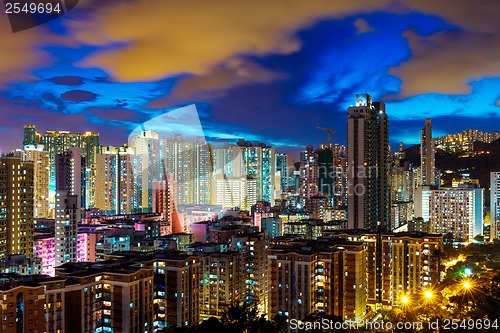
1;0;500;156
1;2;500;331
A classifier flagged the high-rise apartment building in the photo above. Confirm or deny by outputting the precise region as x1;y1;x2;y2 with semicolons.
0;157;34;259
276;153;290;193
490;172;500;241
212;143;245;178
390;161;415;230
54;191;79;267
238;140;276;204
23;125;100;204
333;153;348;208
299;146;317;204
415;185;483;242
152;177;176;235
420;118;436;186
130;130;162;211
55;147;86;210
268;238;367;321
212;174;257;210
198;250;241;320
230;232;269;315
56;262;155;333
347;94;390;230
391;161;414;202
316;147;334;203
0;275;46;332
23;144;50;218
306;196;328;220
141;252;200;329
96;145;140;215
164;135;213;206
325;231;443;308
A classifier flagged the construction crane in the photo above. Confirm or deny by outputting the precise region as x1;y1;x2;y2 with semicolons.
316;127;336;145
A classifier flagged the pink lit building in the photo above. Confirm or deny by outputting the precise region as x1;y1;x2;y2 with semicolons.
34;233;88;277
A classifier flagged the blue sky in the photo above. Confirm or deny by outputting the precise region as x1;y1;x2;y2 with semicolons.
0;0;499;156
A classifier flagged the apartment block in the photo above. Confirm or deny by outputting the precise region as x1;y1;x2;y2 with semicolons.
0;157;34;259
56;261;155;333
325;230;443;308
268;238;367;321
198;250;241;320
230;232;269;315
415;185;483;242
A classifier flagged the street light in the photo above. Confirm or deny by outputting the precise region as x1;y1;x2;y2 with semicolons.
425;291;433;300
463;281;471;289
402;296;409;304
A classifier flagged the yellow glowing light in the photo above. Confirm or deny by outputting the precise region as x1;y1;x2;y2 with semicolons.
425;291;432;299
402;296;409;304
463;281;470;289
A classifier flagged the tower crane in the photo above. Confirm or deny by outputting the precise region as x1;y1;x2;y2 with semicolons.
316;127;336;146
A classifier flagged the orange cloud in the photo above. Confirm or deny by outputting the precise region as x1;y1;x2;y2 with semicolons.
0;15;50;85
171;57;284;100
408;0;500;34
390;30;500;97
71;0;389;81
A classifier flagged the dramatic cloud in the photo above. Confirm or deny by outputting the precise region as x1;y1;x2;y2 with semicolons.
6;77;174;114
1;0;500;153
390;30;500;97
388;78;500;120
408;0;500;34
0;14;50;84
166;58;284;101
71;0;389;81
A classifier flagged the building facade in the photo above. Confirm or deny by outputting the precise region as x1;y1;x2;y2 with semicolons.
490;172;500;241
0;158;34;259
415;185;483;242
347;94;390;231
420;118;436;186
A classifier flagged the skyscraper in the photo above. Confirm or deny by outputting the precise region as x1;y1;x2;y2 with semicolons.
23;145;50;218
415;185;483;242
299;146;317;205
420;118;435;186
55;147;86;211
0;157;34;259
54;191;79;267
23;125;100;209
316;147;334;202
164;134;213;206
96;146;140;215
490;172;500;241
152;177;176;235
238;140;276;204
276;153;290;193
347;94;390;230
130;130;162;212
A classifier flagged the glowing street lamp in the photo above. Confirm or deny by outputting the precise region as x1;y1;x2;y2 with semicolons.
401;296;409;304
425;291;433;300
463;281;471;289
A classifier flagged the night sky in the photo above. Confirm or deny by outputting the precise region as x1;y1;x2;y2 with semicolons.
1;0;500;156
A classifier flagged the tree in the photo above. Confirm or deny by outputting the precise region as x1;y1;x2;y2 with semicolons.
298;311;346;332
473;272;500;320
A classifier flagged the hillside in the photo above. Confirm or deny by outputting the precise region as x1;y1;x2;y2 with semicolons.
400;139;500;207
